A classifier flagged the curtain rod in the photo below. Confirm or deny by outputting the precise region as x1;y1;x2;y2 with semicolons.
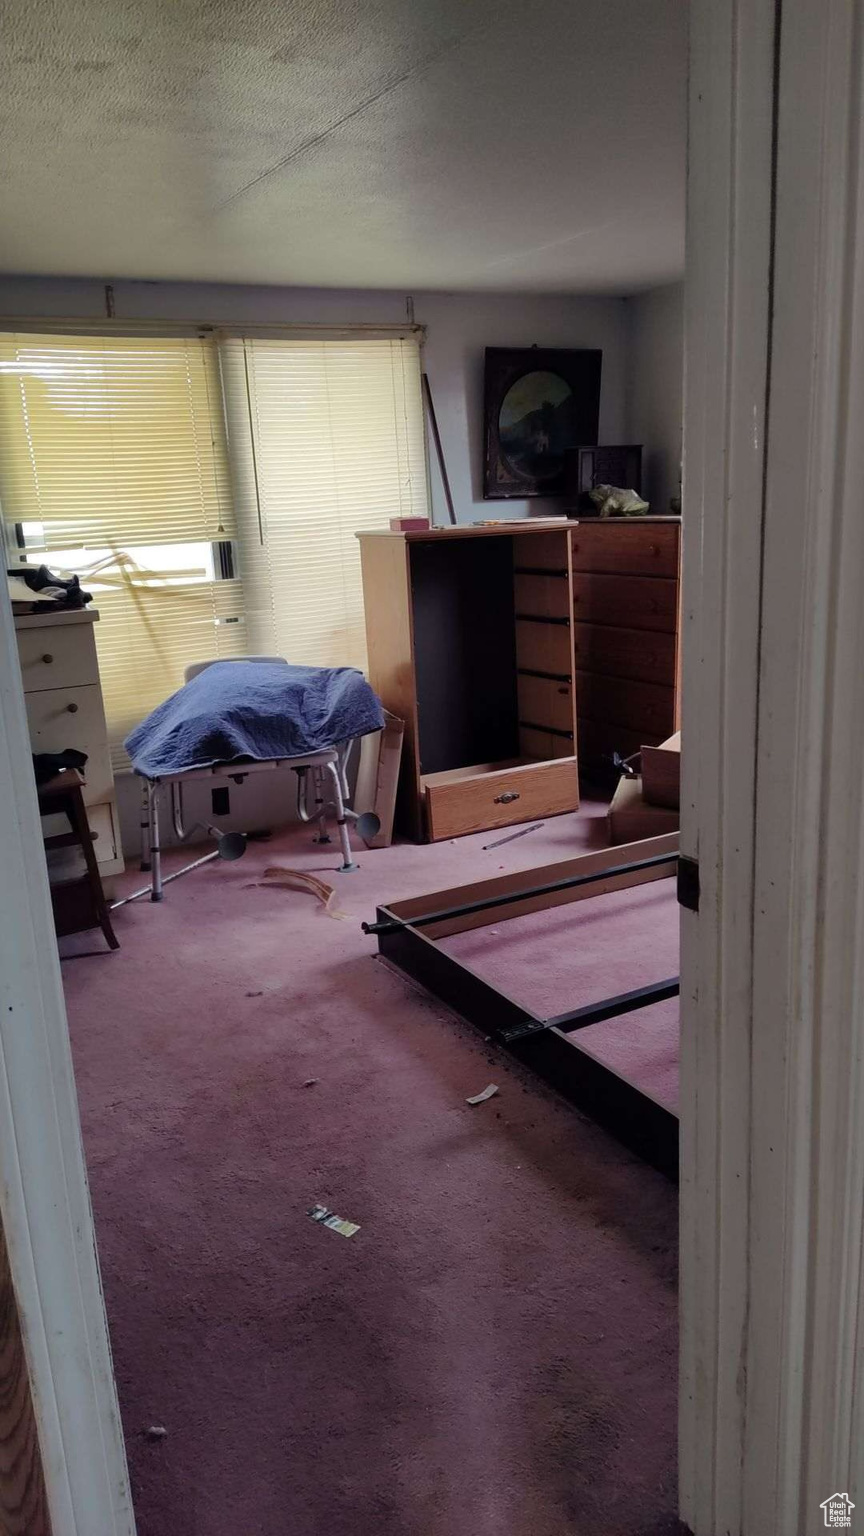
0;316;426;340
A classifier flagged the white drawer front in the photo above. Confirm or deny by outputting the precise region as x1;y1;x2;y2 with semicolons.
41;800;118;875
85;801;118;865
26;686;113;804
17;625;99;693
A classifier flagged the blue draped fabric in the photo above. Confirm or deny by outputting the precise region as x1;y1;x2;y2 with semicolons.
125;661;384;778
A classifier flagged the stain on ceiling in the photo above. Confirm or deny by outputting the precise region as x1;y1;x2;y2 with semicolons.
0;0;687;292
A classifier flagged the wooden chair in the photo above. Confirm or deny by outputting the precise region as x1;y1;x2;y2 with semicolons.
37;769;119;951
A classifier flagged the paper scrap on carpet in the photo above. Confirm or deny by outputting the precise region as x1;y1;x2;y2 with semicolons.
308;1204;360;1237
466;1084;499;1105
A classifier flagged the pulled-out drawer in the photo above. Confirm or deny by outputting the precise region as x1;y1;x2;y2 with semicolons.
572;573;678;632
17;624;99;693
423;757;579;840
570;523;680;577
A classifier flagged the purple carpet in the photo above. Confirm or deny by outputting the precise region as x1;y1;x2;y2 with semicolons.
443;881;680;1111
59;799;680;1536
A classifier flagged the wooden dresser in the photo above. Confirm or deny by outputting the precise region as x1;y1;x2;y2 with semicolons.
15;608;124;878
357;518;680;841
570;517;681;777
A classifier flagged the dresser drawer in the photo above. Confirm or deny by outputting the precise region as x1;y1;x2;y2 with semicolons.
570;523;679;577
17;625;99;693
576;671;676;737
576;718;665;775
41;799;118;873
572;573;677;632
512;531;571;572
517;672;574;733
518;725;574;761
25;686;114;804
85;801;118;864
515;618;572;677
573;622;677;685
424;757;579;840
513;571;571;620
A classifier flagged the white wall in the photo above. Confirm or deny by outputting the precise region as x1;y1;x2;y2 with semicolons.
0;275;629;853
625;280;684;514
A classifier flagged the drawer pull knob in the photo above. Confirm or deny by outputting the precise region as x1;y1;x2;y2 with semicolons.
649;544;659;555
494;791;520;805
42;653;53;664
66;702;79;714
557;686;569;695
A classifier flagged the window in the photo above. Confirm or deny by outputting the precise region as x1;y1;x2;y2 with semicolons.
0;329;428;766
219;336;428;668
0;333;245;765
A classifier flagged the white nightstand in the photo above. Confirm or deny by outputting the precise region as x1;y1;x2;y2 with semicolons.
15;608;125;878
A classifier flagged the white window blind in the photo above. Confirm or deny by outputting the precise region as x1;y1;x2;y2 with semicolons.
0;333;235;546
0;332;245;765
0;330;428;770
220;336;428;670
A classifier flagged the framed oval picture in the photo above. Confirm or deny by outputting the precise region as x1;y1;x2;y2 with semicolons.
483;346;602;498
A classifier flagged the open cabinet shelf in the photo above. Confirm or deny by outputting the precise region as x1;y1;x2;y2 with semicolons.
357;518;680;840
358;523;579;840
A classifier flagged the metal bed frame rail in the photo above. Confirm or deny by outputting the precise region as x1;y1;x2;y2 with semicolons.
365;833;681;1179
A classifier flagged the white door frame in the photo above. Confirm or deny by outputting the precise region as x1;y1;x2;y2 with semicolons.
3;2;864;1532
681;0;864;1530
678;0;776;1528
0;584;135;1533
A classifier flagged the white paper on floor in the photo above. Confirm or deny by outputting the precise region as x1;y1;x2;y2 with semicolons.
465;1084;499;1105
308;1203;360;1237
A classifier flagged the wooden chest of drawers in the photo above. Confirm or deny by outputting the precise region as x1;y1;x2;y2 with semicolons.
357;518;680;838
569;519;681;779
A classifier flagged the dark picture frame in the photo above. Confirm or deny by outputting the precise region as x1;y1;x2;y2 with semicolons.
483;346;602;499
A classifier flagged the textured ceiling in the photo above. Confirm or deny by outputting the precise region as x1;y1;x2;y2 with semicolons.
0;0;687;293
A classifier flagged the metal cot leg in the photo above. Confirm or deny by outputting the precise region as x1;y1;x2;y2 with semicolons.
147;780;163;901
312;766;331;844
139;778;151;871
324;759;358;872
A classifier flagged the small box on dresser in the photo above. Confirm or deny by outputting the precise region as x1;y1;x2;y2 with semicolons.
14;608;124;879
